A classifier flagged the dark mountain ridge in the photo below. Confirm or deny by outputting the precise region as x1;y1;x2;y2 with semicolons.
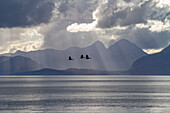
130;45;170;75
14;68;128;75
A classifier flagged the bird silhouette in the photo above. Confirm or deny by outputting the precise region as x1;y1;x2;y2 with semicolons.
86;55;91;59
80;54;85;59
68;56;74;60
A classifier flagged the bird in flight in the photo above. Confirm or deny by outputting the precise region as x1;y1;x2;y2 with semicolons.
68;55;91;60
68;56;74;60
80;54;85;59
86;55;91;59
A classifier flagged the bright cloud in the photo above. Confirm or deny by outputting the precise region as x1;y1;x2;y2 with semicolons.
0;27;44;54
67;21;97;32
155;0;170;8
136;20;170;32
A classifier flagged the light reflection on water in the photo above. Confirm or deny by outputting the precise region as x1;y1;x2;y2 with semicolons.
0;76;170;113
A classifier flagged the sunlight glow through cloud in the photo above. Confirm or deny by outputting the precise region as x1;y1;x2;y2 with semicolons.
0;39;43;54
0;27;44;54
143;48;164;54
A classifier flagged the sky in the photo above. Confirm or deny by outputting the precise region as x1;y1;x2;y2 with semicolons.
0;0;169;54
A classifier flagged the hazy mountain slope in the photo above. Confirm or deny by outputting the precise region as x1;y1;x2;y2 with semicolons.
84;41;116;70
0;56;43;74
9;39;147;71
0;56;10;63
131;45;170;75
108;39;147;70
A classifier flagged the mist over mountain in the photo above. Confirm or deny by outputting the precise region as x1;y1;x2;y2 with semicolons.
131;45;170;75
0;56;43;74
108;39;147;70
9;39;147;71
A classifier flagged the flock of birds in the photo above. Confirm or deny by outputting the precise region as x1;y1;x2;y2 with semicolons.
68;55;91;60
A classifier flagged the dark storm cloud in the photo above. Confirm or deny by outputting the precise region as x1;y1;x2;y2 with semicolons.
0;0;55;28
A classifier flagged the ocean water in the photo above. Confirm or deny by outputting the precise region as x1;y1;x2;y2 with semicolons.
0;76;170;113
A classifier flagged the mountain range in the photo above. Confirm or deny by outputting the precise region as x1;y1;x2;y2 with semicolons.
1;38;169;75
7;39;147;72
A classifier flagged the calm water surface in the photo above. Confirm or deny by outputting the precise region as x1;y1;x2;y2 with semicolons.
0;75;170;113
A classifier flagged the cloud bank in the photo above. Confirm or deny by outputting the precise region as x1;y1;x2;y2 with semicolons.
0;0;169;54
